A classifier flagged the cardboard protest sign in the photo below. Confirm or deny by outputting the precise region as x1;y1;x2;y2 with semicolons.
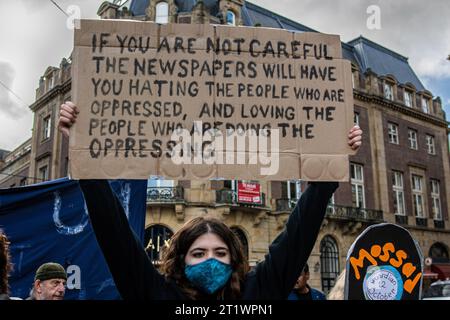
70;19;354;180
345;223;424;300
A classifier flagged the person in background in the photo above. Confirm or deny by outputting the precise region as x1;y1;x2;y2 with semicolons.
27;262;67;300
0;230;12;300
288;263;326;300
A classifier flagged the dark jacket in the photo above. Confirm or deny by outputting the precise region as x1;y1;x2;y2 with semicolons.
288;285;327;300
79;180;338;300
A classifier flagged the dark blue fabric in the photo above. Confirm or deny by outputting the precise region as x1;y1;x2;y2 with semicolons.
288;287;326;300
0;178;147;300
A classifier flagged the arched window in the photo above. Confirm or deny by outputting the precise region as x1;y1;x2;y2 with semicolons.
320;236;340;293
429;242;449;263
155;1;169;24
231;227;248;259
144;224;173;263
226;10;236;26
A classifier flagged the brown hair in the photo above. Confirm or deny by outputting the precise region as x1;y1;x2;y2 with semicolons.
160;217;249;300
0;231;12;295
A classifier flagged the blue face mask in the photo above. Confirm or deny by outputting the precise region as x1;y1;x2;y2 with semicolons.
185;258;233;295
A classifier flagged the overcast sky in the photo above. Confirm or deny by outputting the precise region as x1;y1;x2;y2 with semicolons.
0;0;449;151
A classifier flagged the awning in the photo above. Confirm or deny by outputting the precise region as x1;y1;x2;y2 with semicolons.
431;263;450;280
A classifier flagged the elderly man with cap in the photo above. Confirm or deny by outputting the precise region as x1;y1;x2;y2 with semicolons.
28;262;67;300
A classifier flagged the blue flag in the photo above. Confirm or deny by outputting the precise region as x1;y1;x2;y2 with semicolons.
0;178;147;300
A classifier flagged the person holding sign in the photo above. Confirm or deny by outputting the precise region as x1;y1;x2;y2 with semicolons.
58;102;362;300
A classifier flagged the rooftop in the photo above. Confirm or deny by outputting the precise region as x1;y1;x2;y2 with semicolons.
129;0;429;93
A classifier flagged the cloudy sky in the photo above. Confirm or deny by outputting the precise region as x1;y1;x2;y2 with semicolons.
0;0;449;151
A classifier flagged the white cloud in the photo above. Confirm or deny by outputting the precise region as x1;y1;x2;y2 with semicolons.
416;58;450;79
256;0;450;81
0;115;33;151
0;62;27;119
0;0;104;150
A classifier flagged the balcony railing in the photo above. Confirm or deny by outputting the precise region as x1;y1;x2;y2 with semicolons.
216;189;266;207
434;220;445;229
395;214;408;225
146;186;184;203
326;204;384;223
416;217;428;227
275;198;298;212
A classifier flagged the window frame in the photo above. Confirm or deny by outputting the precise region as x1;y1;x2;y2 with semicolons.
384;82;394;101
155;1;169;24
354;112;360;126
411;174;425;218
426;134;436;155
392;171;406;215
404;90;413;107
422;97;430;114
226;10;236;26
408;129;418;150
388;122;399;145
39;165;49;182
320;236;340;294
351;163;365;208
430;180;442;221
42;115;51;141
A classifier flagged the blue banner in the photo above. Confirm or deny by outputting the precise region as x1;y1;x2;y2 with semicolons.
0;178;147;300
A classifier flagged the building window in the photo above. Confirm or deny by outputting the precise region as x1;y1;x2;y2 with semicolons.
354;112;360;126
426;135;436;155
20;178;27;186
408;129;418;150
281;180;302;208
226;10;236;26
431;180;442;221
352;71;358;89
320;236;340;294
39;165;48;181
148;178;174;188
429;243;449;262
47;75;54;91
224;180;236;190
411;175;424;218
392;171;405;215
388;122;399;145
42;115;51;140
144;225;173;263
404;90;413;107
384;82;394;101
351;163;365;208
422;97;430;114
155;1;169;24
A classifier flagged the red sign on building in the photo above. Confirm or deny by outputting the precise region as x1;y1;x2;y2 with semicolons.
237;182;261;204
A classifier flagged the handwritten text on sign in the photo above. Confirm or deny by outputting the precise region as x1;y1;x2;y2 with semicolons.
70;20;354;180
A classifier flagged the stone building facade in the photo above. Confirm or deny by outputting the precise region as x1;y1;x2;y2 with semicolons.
1;0;449;294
